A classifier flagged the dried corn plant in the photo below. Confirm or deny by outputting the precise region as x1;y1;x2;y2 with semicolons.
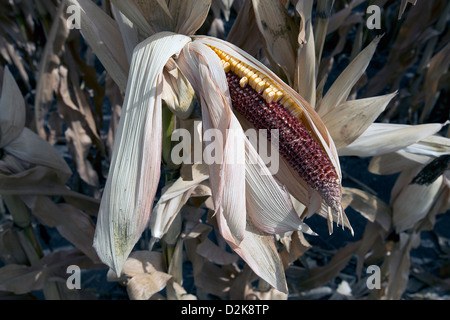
0;0;448;300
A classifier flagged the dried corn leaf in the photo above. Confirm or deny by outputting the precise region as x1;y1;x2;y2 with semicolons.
298;240;361;290
196;237;239;265
68;0;129;91
313;0;334;73
342;187;390;228
0;67;26;147
127;271;172;300
295;0;316;107
56;66;99;191
166;279;197;300
167;238;184;285
280;231;311;268
212;0;233;21
130;0;174;34
364;0;445;97
226;0;263;57
6;128;72;182
21;196;99;262
1;67;72;181
339;123;448;157
382;232;420;299
193;261;232;297
355;222;386;280
169;0;212;35
420;42;450;123
34;2;68;139
108;251;166;281
317;36;381;116
368;151;431;175
0;249;93;295
0;221;28;264
0;165;100;216
111;4;140;64
322;92;396;149
398;0;417;19
404;133;450;158
217;212;288;293
251;0;298;84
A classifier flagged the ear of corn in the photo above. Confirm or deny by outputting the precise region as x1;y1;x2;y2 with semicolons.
197;37;346;231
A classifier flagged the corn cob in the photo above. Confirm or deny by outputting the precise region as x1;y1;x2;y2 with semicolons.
211;47;342;213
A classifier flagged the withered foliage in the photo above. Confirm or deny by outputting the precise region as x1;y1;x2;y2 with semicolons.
0;0;448;300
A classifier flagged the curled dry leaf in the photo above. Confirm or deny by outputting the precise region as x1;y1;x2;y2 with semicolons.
107;250;174;300
170;0;212;36
126;272;173;300
166;280;197;300
0;66;72;182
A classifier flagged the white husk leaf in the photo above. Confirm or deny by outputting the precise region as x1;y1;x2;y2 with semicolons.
392;170;444;233
150;163;209;241
93;32;191;276
177;40;247;243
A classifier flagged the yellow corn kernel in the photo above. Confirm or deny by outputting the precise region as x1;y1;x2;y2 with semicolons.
239;77;248;88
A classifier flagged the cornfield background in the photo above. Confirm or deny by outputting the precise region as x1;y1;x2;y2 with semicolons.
0;0;449;300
